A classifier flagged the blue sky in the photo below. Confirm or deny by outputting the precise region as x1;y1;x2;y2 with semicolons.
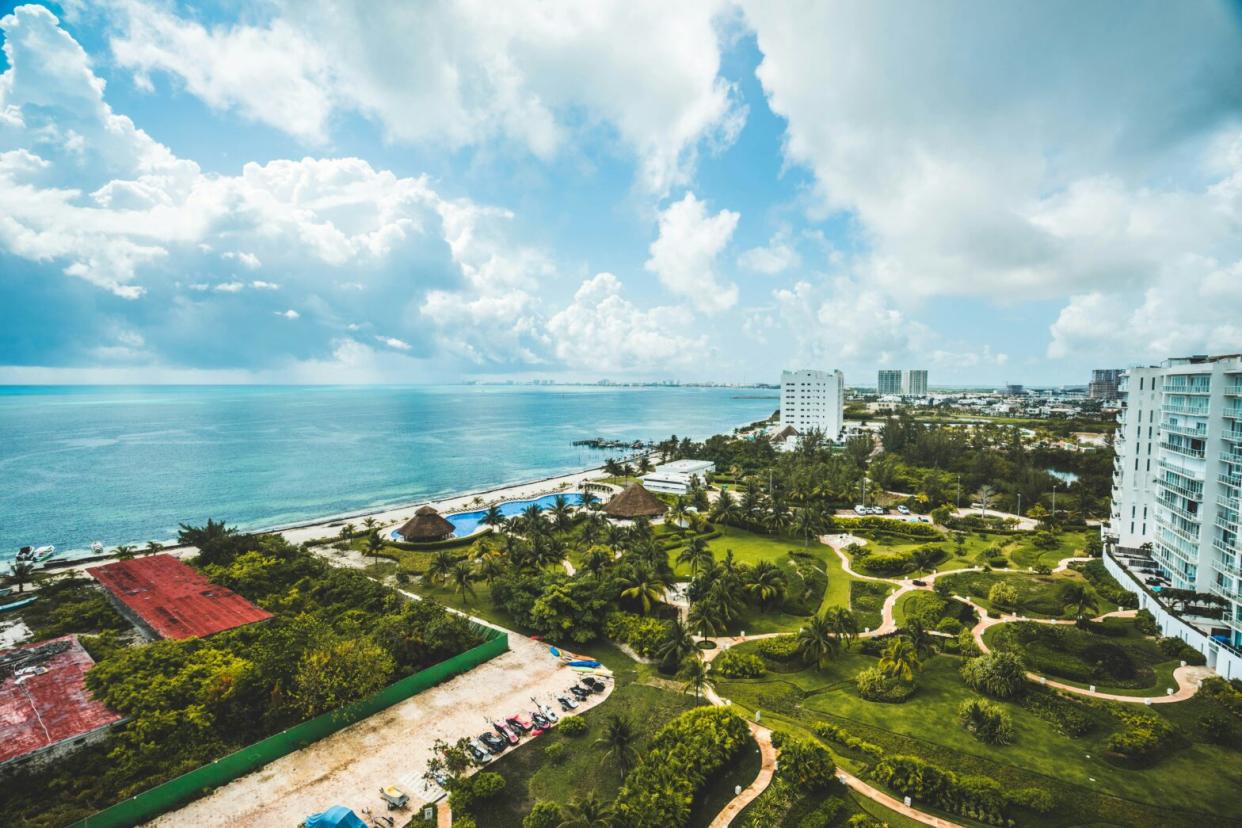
1;1;1240;386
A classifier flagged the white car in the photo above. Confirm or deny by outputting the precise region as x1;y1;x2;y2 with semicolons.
897;505;910;515
854;504;867;515
869;506;885;515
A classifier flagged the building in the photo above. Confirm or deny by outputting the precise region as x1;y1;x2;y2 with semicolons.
640;458;715;495
1005;384;1025;395
781;369;845;440
397;505;456;542
877;369;903;396
902;369;929;397
89;554;273;640
1089;368;1124;400
603;483;668;519
1104;354;1242;678
0;635;124;769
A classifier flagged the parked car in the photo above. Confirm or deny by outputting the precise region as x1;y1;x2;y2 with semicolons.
534;699;560;723
897;505;910;515
531;711;551;730
569;685;591;701
466;740;491;764
557;694;579;711
870;506;887;515
493;721;519;745
478;732;507;754
854;504;867;515
912;579;927;587
506;714;534;733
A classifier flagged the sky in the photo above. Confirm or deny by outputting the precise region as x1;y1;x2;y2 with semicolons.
0;1;1240;386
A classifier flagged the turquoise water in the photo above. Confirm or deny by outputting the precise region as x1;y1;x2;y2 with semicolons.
390;492;587;539
0;385;774;562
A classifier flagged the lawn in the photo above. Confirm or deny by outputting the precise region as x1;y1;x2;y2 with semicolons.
842;527;1093;578
937;569;1102;619
714;642;1240;828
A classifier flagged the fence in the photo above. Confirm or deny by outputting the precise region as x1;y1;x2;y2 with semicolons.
72;628;509;827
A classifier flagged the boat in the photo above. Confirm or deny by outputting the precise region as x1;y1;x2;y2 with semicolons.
14;545;56;565
90;541;104;555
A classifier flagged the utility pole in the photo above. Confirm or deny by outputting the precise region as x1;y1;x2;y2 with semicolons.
956;474;961;509
1051;482;1058;518
1017;492;1022;517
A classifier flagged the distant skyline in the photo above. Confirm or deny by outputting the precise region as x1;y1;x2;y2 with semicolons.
1;2;1241;386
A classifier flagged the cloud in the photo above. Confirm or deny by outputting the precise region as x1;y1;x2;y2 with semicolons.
104;0;743;194
645;192;739;313
275;309;299;319
250;280;279;290
738;230;799;275
214;281;244;293
547;272;708;372
223;250;262;269
374;335;411;351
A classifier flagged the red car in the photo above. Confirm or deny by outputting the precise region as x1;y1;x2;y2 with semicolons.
506;714;535;735
493;720;519;745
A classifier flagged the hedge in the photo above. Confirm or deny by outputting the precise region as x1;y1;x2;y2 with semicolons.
613;706;751;827
714;648;766;679
834;516;941;539
605;611;667;658
871;755;1010;825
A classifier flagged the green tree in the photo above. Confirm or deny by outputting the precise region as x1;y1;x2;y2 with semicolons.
366;531;383;567
427;549;456;585
290;637;394;718
620;570;667;615
1061;582;1098;618
796;613;839;670
744;560;787;611
114;544;136;560
9;561;34;593
678;655;711;700
557;792;616;828
451;561;477;603
879;636;920;683
594;714;639;776
677;536;715;577
824;606;860;650
144;540;164;556
656;617;696;672
481;504;505;531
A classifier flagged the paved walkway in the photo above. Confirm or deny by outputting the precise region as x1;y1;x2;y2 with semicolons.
707;722;777;827
836;769;964;828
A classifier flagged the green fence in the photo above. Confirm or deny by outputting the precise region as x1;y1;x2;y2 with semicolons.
72;628;509;828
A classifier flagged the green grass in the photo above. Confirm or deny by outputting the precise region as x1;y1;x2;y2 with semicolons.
714;644;1239;828
686;739;763;828
849;580;893;631
937;569;1101;619
842;528;1093;578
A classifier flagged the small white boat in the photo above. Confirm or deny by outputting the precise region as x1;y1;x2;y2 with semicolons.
90;541;104;555
14;545;57;565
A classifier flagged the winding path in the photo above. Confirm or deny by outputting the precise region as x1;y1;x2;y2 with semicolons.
706;722;777;828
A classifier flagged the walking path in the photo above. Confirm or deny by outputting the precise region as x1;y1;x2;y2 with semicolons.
836;769;964;828
707;722;776;828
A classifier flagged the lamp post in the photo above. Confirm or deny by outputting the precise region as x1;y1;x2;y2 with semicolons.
1052;482;1058;518
956;474;961;509
1017;492;1022;517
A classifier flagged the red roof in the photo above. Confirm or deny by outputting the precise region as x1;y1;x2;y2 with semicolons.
0;635;124;765
89;554;272;640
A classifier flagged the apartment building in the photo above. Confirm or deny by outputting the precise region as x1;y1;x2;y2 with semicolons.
780;369;845;440
1089;368;1124;400
1105;354;1242;677
903;369;929;397
877;370;902;396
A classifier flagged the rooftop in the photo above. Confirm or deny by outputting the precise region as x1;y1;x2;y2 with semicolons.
89;554;272;640
0;635;124;766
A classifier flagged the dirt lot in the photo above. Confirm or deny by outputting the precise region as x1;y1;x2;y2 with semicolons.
146;633;612;827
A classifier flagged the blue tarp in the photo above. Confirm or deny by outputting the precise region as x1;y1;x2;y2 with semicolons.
306;806;367;828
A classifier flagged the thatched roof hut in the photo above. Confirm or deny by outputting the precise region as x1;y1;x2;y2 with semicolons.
397;505;456;542
771;425;800;442
603;483;668;519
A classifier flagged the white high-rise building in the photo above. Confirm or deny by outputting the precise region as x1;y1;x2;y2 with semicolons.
903;369;929;397
780;369;844;440
877;370;902;395
1105;354;1242;677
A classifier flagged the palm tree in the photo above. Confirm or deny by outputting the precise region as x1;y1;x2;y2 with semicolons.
521;504;545;536
580;512;603;546
557;792;616;828
902;619;934;660
477;551;504;588
594;714;638;776
744;561;787;612
792;507;824;547
678;656;711;701
637;455;654;474
579;490;598;511
551;495;574;532
657;617;696;669
676;536;714;577
144;540;164;556
366;531;384;566
177;518;236;548
688;599;727;638
824;606;860;650
605;523;628;550
10;561;34;594
1061;582;1099;619
879;637;920;682
427;550;456;585
480;504;505;531
796;613;839;669
711;489;738;524
339;523;356;542
974;485;996;515
583;545;612;580
451;561;477;603
620;570;668;615
767;497;792;536
666;500;689;533
362;516;378;534
114;545;136;560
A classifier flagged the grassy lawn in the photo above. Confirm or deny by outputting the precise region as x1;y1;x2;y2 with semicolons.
937;569;1101;619
714;643;1239;828
843;528;1093;578
849;580;893;631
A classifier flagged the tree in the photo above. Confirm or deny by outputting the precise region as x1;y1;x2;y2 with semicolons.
114;545;136;560
177;518;236;549
1061;582;1098;619
678;656;711;700
879;637;920;683
427;550;456;585
557;792;616;828
550;495;574;532
744;561;787;611
657;617;697;671
901;619;935;660
594;714;638;776
792;507;825;546
583;545;612;580
452;561;477;603
988;582;1019;611
796;613;839;670
688;598;728;638
677;536;715;577
974;485;995;514
960;651;1026;699
10;561;34;593
620;570;667;615
481;505;506;531
824;606;860;650
958;697;1015;745
339;523;356;542
362;516;378;534
366;531;383;567
144;540;164;556
291;637;394;718
777;737;837;789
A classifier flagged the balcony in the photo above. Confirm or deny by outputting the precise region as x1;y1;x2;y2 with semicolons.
1160;441;1206;460
1155;511;1201;545
1225;378;1242;397
1161;421;1208;439
1159;456;1204;481
1219;471;1242;489
1211;557;1242;579
1157;495;1203;524
1162;401;1210;417
1212;535;1238;558
1226;401;1242;420
1161;476;1204;499
1162;377;1212;394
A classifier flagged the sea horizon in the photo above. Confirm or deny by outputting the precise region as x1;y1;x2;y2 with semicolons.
0;384;776;563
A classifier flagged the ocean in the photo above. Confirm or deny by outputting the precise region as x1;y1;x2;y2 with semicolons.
0;385;776;563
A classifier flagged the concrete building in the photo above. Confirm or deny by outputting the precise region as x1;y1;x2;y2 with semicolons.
1089;368;1124;400
877;370;902;396
1104;354;1242;678
640;458;715;495
903;369;929;397
781;369;845;440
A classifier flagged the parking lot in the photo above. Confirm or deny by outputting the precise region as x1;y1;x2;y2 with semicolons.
145;633;613;827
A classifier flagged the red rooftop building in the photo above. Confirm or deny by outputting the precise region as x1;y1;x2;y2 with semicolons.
89;554;272;640
0;635;125;768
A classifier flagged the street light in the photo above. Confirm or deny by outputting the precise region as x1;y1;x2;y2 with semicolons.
956;474;961;509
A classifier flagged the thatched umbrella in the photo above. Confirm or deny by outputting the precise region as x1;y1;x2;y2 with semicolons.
603;483;668;519
771;425;800;442
397;505;456;542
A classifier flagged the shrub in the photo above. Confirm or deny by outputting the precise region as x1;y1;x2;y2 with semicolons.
1018;688;1094;737
523;800;563;828
961;652;1026;699
1157;636;1206;665
859;551;917;576
1077;559;1139;609
543;742;566;764
1031;531;1060;550
715;648;766;679
871;755;1009;825
559;715;588;736
1104;709;1175;766
756;635;801;662
856;666;915;703
1010;786;1056;814
813;721;885;760
936;617;964;635
957;629;981;657
1134;608;1160;636
777;737;837;790
987;582;1019;611
797;797;845;828
957;698;1015;745
449;771;505;812
605;611;667;658
613;707;751;827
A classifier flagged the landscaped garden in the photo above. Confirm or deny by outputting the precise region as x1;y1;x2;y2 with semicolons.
938;568;1106;619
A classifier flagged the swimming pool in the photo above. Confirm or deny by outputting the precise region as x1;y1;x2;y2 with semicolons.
390;492;586;540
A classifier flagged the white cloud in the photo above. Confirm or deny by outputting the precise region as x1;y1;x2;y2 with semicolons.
104;0;743;195
250;280;279;290
738;230;799;275
374;335;411;351
214;281;244;292
223;250;262;269
645;192;739;313
275;309;299;319
547;273;708;372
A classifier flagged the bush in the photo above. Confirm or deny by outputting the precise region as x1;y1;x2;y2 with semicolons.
523;800;563;828
960;652;1026;699
797;797;845;828
957;629;981;657
957;698;1015;745
756;635;801;662
835;516;941;539
1104;709;1175;766
559;715;588;736
856;666;915;703
605;611;668;658
1010;786;1056;814
1018;688;1094;737
543;742;566;764
1157;636;1206;665
715;648;766;679
871;755;1009;825
613;707;751;827
936;617;964;635
813;721;885;760
1077;559;1139;609
778;737;837;790
859;551;917;576
987;582;1019;611
449;771;505;812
